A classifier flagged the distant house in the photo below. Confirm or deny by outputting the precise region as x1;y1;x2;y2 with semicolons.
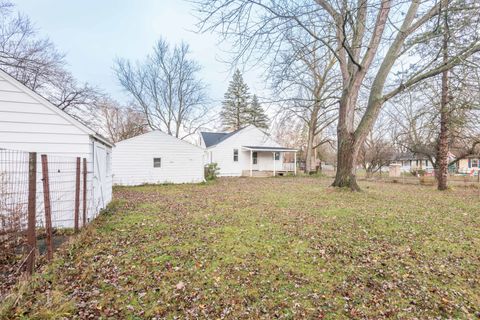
457;156;480;175
390;151;467;174
112;131;205;185
200;125;297;177
0;68;113;227
390;152;434;173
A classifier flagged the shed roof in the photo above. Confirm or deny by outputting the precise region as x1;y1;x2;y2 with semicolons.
116;130;204;151
0;68;113;147
392;152;429;161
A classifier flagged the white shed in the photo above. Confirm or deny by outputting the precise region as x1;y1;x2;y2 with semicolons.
0;69;113;227
112;131;205;185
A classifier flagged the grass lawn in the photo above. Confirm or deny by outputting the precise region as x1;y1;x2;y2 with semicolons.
2;177;479;319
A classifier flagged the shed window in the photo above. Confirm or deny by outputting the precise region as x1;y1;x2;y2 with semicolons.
233;149;238;162
252;152;258;164
274;152;280;160
153;157;161;168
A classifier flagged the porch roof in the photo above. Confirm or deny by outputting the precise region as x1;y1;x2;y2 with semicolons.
242;146;298;152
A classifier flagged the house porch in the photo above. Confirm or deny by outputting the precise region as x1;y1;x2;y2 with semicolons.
241;146;298;177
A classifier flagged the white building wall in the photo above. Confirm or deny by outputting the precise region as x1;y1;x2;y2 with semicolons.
207;125;284;176
0;76;92;157
0;71;112;228
112;131;205;185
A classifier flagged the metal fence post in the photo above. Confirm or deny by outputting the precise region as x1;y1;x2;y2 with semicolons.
83;158;87;227
26;152;37;274
74;157;80;233
41;154;53;260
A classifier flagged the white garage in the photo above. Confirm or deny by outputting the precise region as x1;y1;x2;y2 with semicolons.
112;131;205;185
0;69;113;228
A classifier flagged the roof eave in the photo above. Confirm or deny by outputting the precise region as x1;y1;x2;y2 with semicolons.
242;146;298;152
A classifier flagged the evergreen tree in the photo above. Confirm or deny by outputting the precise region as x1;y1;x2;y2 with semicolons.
220;69;250;131
247;94;269;130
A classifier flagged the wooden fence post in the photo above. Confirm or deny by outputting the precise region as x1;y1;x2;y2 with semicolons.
26;152;37;275
83;158;87;227
41;154;53;260
74;157;80;233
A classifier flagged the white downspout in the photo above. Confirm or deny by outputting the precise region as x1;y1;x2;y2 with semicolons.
273;152;276;177
250;150;253;177
294;152;297;176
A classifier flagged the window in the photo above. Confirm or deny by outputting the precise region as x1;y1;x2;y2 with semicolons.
233;149;239;162
472;159;479;168
252;152;258;164
153;157;161;168
274;152;280;160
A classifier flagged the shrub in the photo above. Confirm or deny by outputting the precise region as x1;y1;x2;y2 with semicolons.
205;163;220;181
410;169;426;177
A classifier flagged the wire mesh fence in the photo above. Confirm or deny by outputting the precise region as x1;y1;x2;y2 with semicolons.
0;149;30;265
0;148;93;298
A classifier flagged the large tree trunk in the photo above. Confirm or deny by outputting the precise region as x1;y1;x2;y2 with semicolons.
305;128;315;173
332;85;363;191
436;69;449;190
304;113;318;173
332;130;360;191
436;11;450;191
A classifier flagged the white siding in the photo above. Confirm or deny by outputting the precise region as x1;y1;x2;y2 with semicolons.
0;71;112;228
0;76;92;158
112;131;205;185
207;125;284;176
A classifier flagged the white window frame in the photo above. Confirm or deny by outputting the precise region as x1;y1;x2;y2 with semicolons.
472;158;479;168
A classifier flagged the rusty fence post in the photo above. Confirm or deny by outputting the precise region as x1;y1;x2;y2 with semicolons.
26;152;37;275
74;157;80;233
83;158;87;227
41;154;53;260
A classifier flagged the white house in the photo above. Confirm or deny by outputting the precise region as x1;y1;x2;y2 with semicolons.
390;152;434;173
0;69;113;227
200;125;297;177
112;131;205;185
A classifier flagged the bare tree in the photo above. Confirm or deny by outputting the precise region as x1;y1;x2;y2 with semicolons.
270;33;339;173
436;1;451;190
0;2;102;114
97;100;149;143
114;38;211;139
0;2;64;84
358;116;395;178
389;66;480;172
194;0;480;190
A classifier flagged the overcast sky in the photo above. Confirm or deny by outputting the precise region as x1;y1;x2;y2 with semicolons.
14;0;267;110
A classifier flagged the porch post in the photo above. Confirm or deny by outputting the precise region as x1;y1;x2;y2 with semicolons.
250;149;253;177
294;152;297;175
273;152;276;177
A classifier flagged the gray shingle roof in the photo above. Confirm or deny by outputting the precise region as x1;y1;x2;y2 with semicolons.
200;127;246;148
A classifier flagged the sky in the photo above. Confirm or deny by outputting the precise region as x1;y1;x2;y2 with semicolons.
14;0;267;108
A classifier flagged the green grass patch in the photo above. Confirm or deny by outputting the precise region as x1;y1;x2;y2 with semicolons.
2;177;479;319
